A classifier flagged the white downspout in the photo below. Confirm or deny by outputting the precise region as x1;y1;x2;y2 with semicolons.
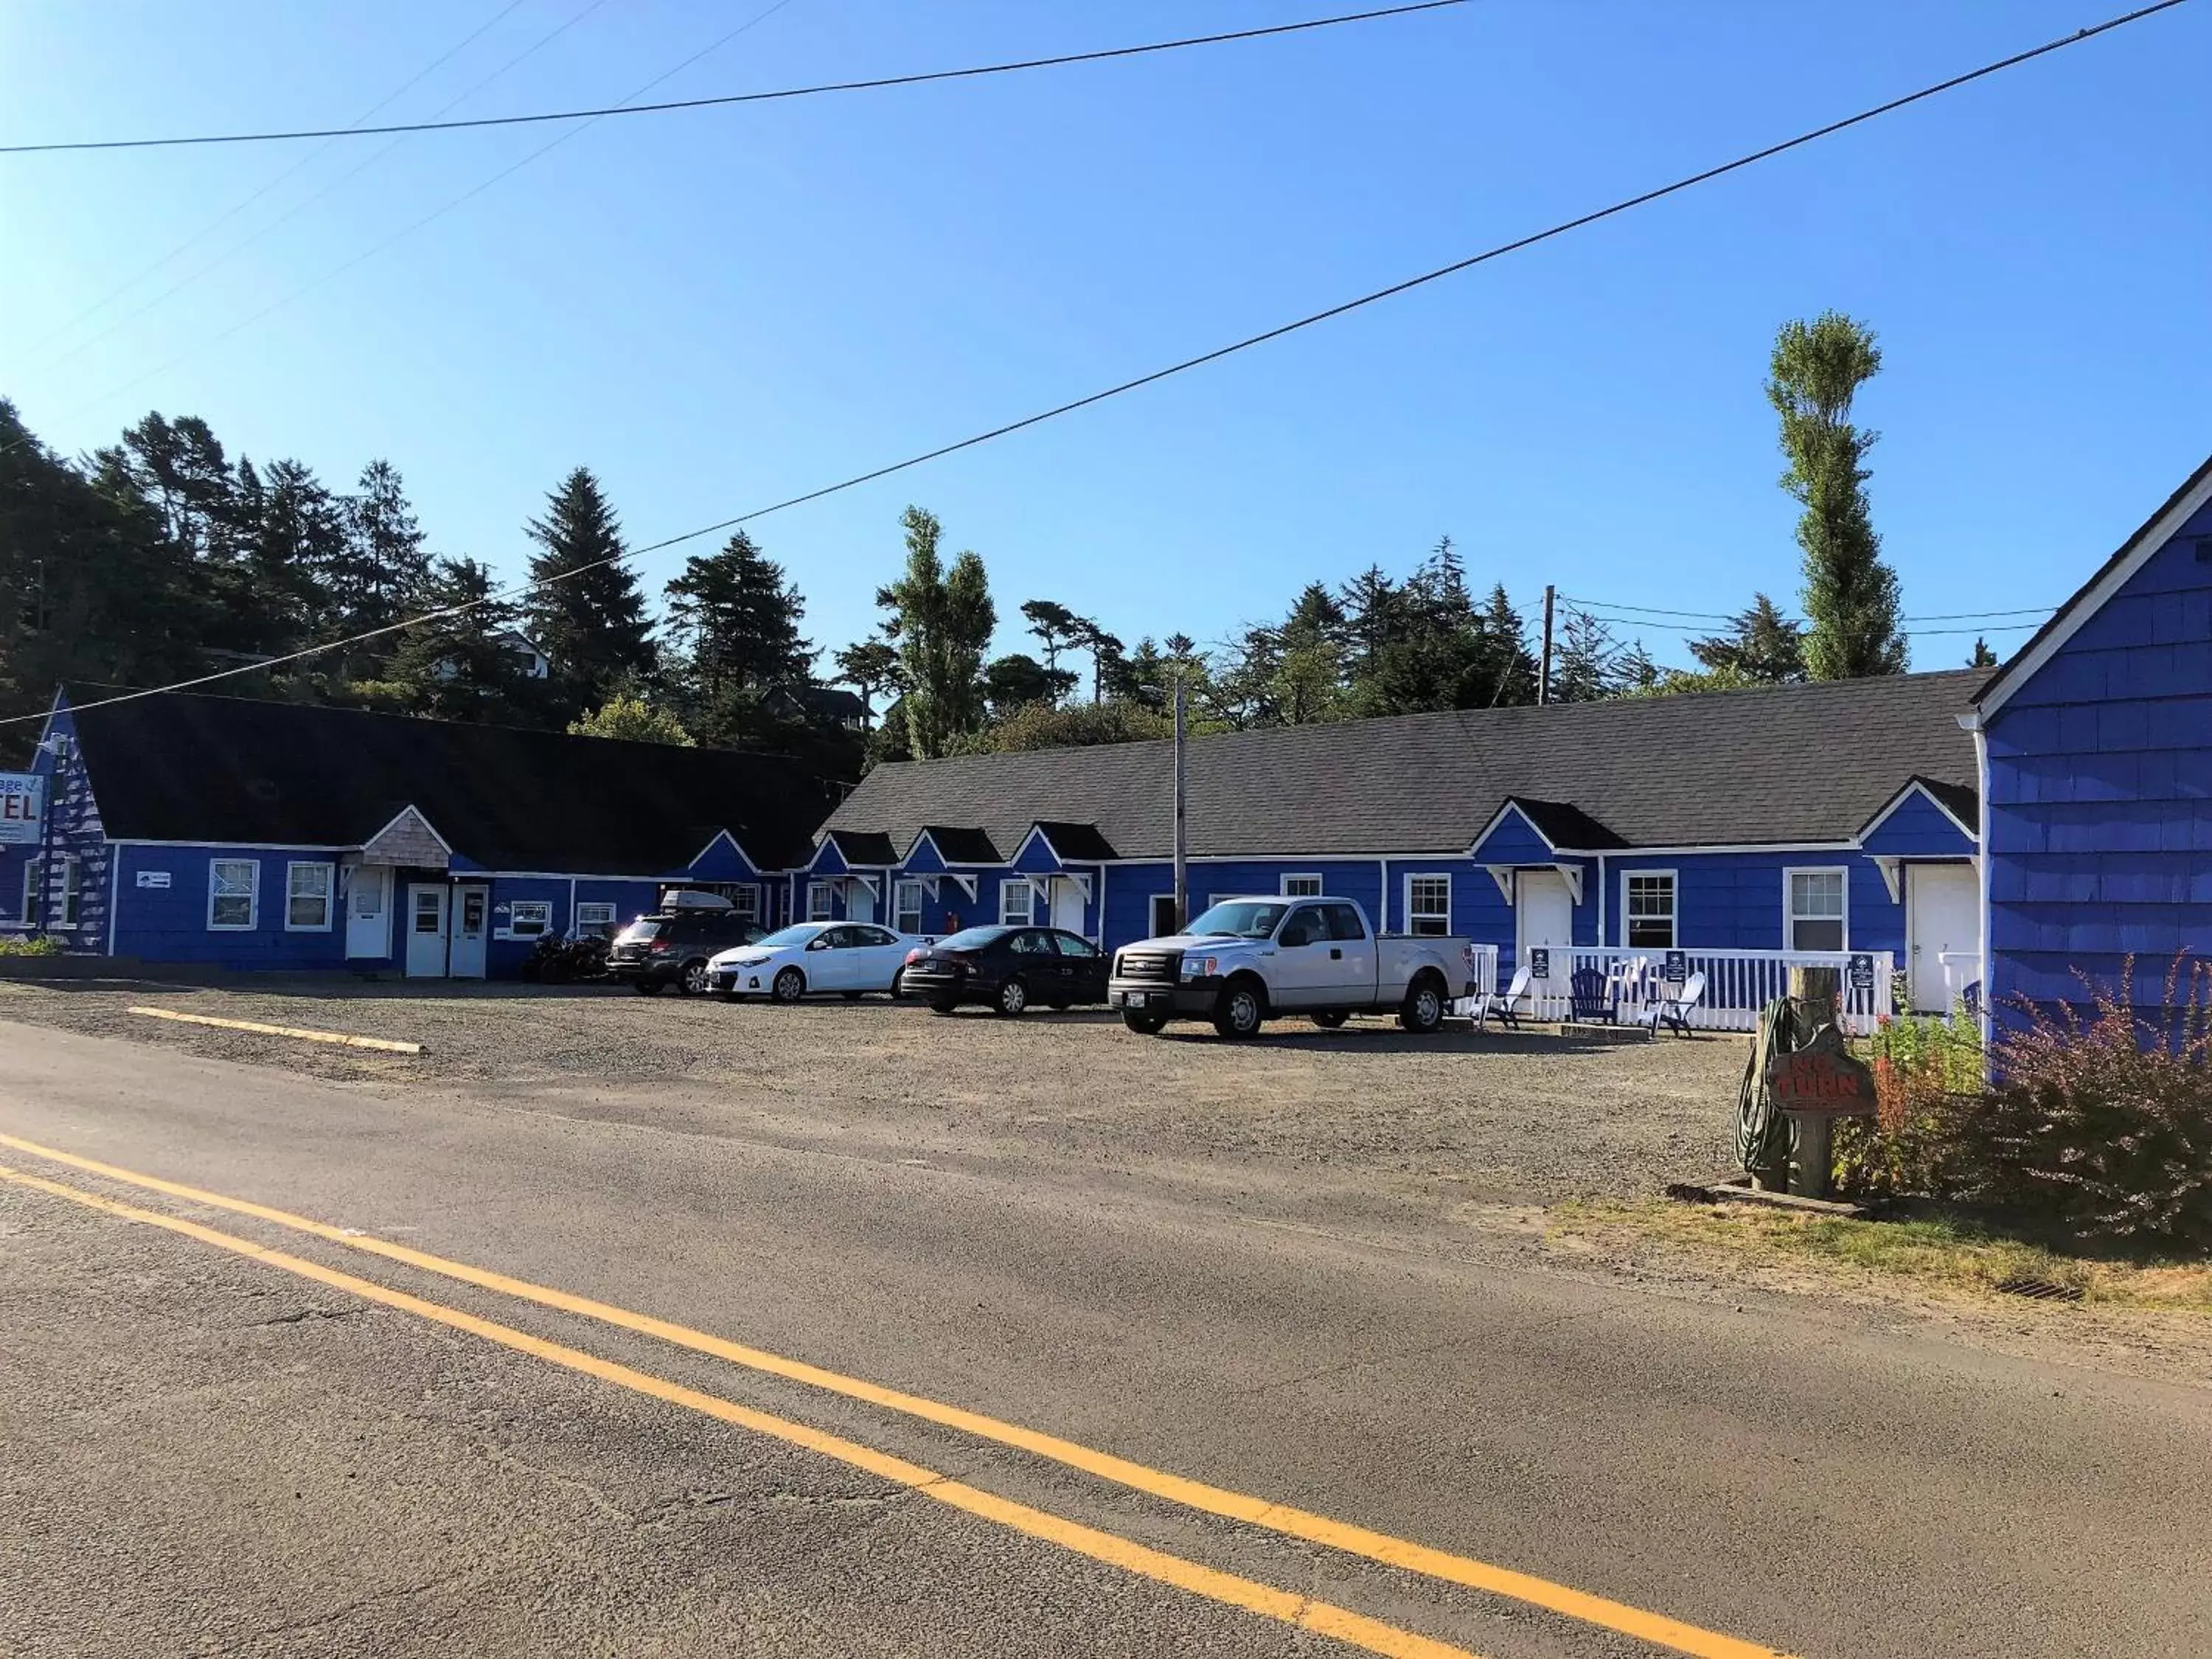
1596;855;1607;947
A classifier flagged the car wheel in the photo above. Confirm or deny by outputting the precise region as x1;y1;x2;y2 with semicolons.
995;977;1029;1018
1212;978;1265;1039
634;978;664;996
772;967;806;1004
890;967;907;1000
928;1001;960;1017
1121;1012;1168;1035
1310;1010;1349;1029
678;959;710;995
1398;975;1446;1034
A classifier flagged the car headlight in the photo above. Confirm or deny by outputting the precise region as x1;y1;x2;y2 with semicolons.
1180;956;1218;978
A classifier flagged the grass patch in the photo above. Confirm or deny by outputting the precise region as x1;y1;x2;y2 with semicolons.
1558;1200;2212;1312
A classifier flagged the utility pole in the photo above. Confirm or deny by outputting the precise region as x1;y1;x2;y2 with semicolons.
1172;669;1188;931
1538;584;1556;707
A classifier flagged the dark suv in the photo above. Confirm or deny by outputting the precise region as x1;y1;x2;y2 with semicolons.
608;910;765;995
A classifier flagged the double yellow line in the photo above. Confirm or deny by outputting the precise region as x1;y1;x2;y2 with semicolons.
0;1131;1793;1659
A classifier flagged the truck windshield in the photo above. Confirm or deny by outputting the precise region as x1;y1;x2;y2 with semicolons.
1185;900;1287;939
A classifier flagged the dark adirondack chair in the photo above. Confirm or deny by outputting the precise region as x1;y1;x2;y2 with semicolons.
1568;966;1615;1024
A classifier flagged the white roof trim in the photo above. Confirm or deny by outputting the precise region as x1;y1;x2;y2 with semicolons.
1977;458;2212;717
1857;779;1978;846
1465;799;1558;859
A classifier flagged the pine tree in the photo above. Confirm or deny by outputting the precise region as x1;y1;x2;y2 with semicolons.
832;636;903;728
1688;593;1806;684
1968;636;1999;669
522;467;654;714
380;557;534;722
1551;607;1621;703
663;530;814;708
332;460;432;647
236;456;347;647
1019;599;1082;683
1769;313;1906;678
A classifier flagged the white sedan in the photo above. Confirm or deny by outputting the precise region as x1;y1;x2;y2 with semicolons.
705;922;934;1003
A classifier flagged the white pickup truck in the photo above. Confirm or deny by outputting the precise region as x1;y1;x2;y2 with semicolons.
1107;895;1478;1039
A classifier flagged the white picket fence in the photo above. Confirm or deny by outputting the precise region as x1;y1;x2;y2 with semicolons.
1517;946;1895;1035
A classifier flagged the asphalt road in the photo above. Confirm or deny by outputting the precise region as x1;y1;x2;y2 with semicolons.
2;1019;2208;1659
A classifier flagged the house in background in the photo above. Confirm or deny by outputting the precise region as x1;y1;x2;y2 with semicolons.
1967;451;2212;1031
815;672;1986;1018
2;690;835;977
762;684;868;731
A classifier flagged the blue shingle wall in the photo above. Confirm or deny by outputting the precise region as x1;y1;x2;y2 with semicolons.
1604;850;1912;956
1986;502;2212;1013
114;845;356;968
1860;792;1976;858
1;704;111;951
1469;807;1558;866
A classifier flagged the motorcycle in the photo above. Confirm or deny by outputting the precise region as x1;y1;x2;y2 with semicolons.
519;929;611;984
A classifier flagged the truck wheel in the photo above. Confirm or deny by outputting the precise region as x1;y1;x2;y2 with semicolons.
1213;978;1266;1040
1310;1011;1349;1029
1121;1012;1168;1035
1398;974;1446;1034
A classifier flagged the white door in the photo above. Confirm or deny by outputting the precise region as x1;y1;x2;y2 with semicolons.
846;883;875;925
1516;869;1574;1009
346;866;392;959
448;885;490;979
404;885;449;977
1907;863;1981;1013
1050;879;1084;935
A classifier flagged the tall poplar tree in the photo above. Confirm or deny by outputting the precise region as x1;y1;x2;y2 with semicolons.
875;507;995;759
1768;313;1906;678
522;467;654;713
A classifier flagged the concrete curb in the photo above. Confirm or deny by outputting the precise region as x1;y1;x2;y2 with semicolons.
126;1006;423;1055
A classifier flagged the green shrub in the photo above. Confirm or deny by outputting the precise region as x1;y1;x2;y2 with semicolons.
0;934;64;958
1833;1008;1983;1200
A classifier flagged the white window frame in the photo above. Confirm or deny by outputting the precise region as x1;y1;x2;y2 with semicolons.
1621;869;1677;951
284;860;335;932
807;880;835;922
728;884;761;922
1403;874;1452;937
1279;872;1324;898
574;901;617;931
1000;879;1035;926
1784;866;1849;953
20;858;38;923
506;899;553;939
208;858;260;931
894;878;924;935
51;855;83;929
1149;893;1179;937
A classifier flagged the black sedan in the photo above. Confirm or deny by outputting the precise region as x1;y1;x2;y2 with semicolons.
900;925;1109;1017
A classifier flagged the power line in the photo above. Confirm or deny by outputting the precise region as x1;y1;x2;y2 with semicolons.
34;0;787;425
23;0;604;375
21;0;534;359
4;0;2182;729
1562;594;2061;625
0;1;1473;157
1573;609;2042;639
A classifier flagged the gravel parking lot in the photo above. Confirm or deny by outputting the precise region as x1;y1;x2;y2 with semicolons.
0;975;1746;1207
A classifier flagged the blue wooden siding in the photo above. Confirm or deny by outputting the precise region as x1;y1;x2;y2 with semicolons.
1860;792;1975;858
1985;501;2212;1012
1602;850;1907;956
1;705;114;952
112;845;357;968
1469;807;1558;866
1009;831;1064;875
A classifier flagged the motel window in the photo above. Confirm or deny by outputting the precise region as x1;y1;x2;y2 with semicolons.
18;859;37;924
807;881;835;921
1624;872;1676;950
1281;873;1324;898
208;859;260;931
1405;875;1451;937
574;901;617;933
1000;880;1035;926
729;885;761;922
507;900;552;939
1787;869;1847;953
55;856;83;928
1150;893;1179;937
285;862;335;931
894;879;924;936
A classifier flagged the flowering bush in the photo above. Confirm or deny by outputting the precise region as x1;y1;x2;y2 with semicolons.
1832;1009;1982;1200
0;934;63;958
1970;958;2212;1250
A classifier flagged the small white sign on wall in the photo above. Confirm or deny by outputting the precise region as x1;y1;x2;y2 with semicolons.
136;870;172;889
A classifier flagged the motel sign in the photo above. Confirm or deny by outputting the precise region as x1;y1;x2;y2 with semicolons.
0;774;42;847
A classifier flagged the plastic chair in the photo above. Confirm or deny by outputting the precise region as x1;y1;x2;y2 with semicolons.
1568;967;1615;1024
1469;965;1533;1030
1633;970;1706;1037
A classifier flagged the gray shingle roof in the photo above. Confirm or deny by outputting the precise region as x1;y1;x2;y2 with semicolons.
826;670;1982;860
918;824;1003;864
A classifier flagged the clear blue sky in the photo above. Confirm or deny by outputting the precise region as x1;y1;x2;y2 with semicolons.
3;0;2207;673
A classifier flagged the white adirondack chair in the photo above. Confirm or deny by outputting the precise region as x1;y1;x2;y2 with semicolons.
1633;970;1707;1037
1468;966;1534;1031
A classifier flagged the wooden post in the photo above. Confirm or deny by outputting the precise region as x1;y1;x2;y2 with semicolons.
1787;965;1840;1198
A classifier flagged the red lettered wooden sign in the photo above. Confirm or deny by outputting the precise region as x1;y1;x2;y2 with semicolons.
1764;1045;1877;1115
